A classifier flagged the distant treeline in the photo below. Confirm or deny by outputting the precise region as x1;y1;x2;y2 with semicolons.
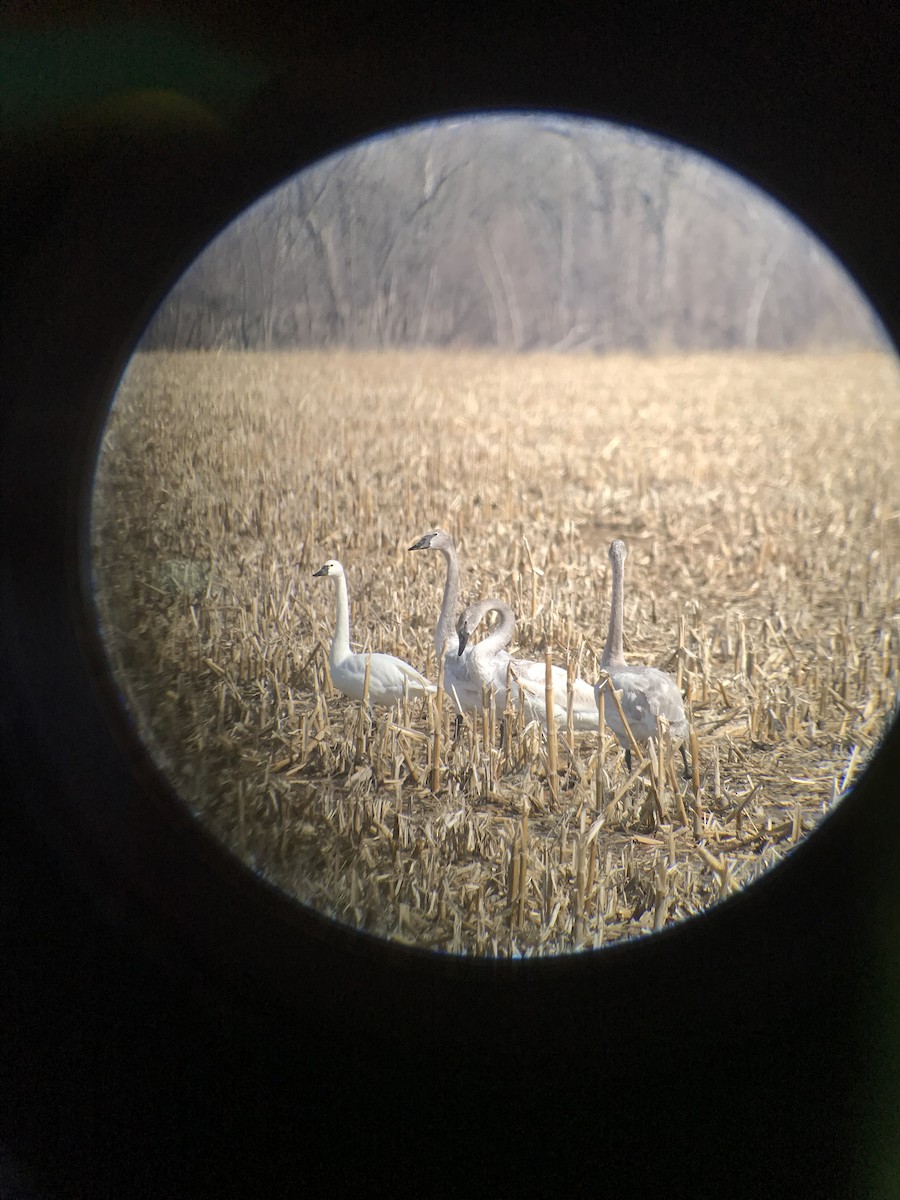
142;116;883;353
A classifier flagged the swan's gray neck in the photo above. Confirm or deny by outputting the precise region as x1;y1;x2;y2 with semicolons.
601;556;626;668
475;599;516;658
435;544;460;658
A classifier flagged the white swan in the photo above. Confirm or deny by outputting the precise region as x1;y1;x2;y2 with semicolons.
597;539;689;769
408;528;486;715
312;560;436;706
456;597;599;731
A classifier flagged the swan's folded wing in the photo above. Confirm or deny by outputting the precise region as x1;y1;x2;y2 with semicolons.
609;668;686;739
511;660;597;708
570;676;600;712
387;655;437;692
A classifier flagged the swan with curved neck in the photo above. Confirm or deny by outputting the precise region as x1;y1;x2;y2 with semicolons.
597;539;689;769
454;597;513;713
312;559;436;706
456;597;599;731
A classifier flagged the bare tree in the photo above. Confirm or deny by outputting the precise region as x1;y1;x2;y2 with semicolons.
140;115;884;354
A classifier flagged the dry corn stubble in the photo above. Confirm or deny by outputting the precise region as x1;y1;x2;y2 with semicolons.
91;349;900;955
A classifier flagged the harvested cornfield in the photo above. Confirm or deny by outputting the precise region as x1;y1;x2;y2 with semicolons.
90;350;900;955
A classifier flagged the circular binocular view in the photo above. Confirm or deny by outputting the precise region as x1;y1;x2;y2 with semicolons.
90;114;899;957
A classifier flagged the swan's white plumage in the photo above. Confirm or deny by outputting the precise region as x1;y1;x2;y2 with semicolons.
452;596;512;714
313;559;436;707
596;540;688;754
457;597;599;731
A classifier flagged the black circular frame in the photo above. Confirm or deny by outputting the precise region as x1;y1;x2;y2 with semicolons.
2;10;898;1197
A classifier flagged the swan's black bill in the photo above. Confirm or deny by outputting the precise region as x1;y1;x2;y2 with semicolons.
312;565;328;577
457;629;468;655
408;535;433;552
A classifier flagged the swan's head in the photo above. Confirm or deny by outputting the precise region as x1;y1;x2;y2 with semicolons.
609;539;627;565
456;607;476;656
312;559;344;579
453;600;489;657
456;599;509;656
408;528;453;553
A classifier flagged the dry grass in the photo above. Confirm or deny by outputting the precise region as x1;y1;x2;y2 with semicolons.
90;350;900;956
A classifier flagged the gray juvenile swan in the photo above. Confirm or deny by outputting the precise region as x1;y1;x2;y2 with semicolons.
456;597;599;731
408;528;487;715
597;539;689;770
313;559;436;706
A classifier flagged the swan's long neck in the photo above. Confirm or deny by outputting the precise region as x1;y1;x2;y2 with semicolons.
475;600;516;660
435;544;460;658
601;555;626;668
329;572;352;666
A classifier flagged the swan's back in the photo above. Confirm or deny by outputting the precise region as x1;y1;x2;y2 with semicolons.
599;663;688;743
331;650;435;706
